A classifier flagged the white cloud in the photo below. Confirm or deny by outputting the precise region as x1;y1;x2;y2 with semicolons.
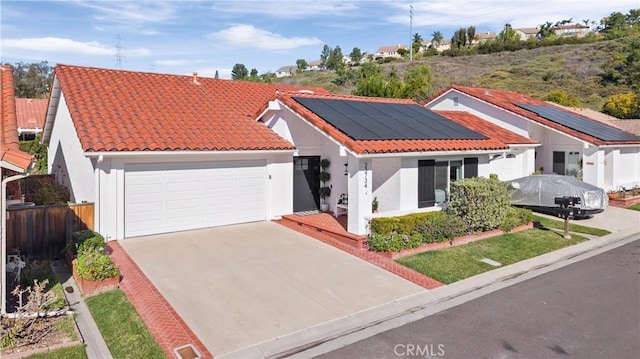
208;24;322;50
67;0;180;25
156;59;189;66
1;37;150;57
210;1;359;18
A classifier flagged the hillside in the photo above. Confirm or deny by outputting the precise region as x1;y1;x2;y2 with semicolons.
274;39;634;110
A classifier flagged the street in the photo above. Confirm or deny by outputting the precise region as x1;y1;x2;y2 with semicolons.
318;239;640;359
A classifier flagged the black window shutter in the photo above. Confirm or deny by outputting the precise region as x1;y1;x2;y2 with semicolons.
418;160;435;208
463;157;479;178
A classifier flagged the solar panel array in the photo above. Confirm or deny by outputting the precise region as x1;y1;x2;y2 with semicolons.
516;104;640;142
292;97;486;141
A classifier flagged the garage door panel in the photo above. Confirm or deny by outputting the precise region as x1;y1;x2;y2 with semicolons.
125;160;267;237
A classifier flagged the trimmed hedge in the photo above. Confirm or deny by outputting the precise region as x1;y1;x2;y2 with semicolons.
447;176;510;232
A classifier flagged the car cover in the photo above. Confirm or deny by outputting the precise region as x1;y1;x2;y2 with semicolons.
506;174;608;210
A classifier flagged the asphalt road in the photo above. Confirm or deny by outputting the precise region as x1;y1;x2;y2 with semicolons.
318;239;640;359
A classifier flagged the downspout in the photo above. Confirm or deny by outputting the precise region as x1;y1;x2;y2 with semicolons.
1;172;29;315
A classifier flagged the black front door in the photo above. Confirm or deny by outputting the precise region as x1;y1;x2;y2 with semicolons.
418;160;435;208
293;156;321;212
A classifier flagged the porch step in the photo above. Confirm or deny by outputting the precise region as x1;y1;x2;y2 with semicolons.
279;214;367;249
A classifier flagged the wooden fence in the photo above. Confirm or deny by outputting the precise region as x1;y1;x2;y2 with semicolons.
6;203;94;259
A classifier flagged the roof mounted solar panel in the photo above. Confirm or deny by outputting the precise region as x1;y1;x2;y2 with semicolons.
516;104;640;142
292;97;486;140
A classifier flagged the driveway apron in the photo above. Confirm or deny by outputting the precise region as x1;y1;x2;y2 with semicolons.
119;221;424;356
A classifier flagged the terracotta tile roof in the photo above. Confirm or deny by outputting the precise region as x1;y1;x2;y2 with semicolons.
16;98;47;131
51;64;330;152
0;66;33;171
434;111;539;145
445;85;640;146
275;92;521;154
376;45;407;53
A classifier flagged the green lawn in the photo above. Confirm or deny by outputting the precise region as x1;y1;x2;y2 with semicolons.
26;344;87;359
397;228;586;284
85;290;165;359
628;202;640;211
531;215;610;236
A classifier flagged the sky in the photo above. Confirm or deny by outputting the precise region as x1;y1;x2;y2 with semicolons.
1;0;638;79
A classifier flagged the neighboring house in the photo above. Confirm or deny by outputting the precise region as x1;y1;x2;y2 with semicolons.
42;64;329;240
306;60;324;71
422;39;451;52
1;65;34;315
261;92;538;234
426;85;640;192
515;27;539;40
559;106;640;137
374;44;407;60
552;24;590;37
474;32;498;43
16;98;47;140
275;65;297;77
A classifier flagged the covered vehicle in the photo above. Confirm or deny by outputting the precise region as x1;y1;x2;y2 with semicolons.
506;175;608;217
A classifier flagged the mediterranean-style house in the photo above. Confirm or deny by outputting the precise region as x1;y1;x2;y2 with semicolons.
16;98;47;140
374;45;408;60
43;65;539;239
515;27;539;41
426;85;640;192
553;24;591;37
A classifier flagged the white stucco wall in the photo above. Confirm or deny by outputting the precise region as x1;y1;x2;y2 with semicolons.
618;147;640;189
371;157;401;212
47;91;96;203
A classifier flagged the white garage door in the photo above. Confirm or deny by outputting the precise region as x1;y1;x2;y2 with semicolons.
124;160;267;237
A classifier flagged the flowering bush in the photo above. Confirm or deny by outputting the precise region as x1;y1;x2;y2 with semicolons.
73;248;119;281
417;212;468;243
68;230;105;255
366;233;422;252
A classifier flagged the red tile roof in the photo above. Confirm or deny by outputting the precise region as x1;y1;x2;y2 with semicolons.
51;64;330;152
16;98;47;131
275;92;533;154
434;111;539;145
0;66;33;172
445;85;640;146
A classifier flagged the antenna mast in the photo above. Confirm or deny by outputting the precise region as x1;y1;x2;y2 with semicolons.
409;5;414;62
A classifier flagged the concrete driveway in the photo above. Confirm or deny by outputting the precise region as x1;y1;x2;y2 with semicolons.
119;221;424;357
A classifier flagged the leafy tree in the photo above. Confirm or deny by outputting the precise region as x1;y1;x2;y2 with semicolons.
403;63;434;102
412;33;424;55
320;44;332;68
397;48;409;57
600;10;640;39
546;89;581;107
497;23;519;42
327;46;344;70
349;47;363;65
431;31;443;47
602;38;640;91
214;70;219;79
452;28;467;49
249;68;259;81
296;59;308;72
603;92;640;118
466;26;476;46
19;135;47;174
231;63;248;80
10;61;53;98
352;63;405;98
537;21;555;39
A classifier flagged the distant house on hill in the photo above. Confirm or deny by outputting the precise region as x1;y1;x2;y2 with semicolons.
474;31;498;44
552;24;590;37
374;44;407;60
275;66;297;77
306;60;323;71
515;27;539;40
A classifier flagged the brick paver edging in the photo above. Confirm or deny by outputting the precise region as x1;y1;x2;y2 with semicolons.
277;220;444;289
108;241;213;359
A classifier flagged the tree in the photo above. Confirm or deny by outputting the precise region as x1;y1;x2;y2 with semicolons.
296;59;308;72
452;28;467;49
214;70;219;79
10;61;53;98
249;68;259;81
602;38;640;91
546;89;581;107
327;46;344;70
352;63;405;98
19;135;47;174
537;21;555;39
600;10;640;39
231;63;248;80
602;92;640;118
403;63;434;102
466;26;476;46
497;23;519;42
412;33;424;55
349;47;363;65
320;44;332;68
431;31;443;47
397;48;409;57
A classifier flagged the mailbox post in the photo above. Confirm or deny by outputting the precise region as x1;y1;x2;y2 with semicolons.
554;196;581;239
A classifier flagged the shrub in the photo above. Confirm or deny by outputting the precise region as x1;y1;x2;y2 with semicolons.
366;233;422;252
500;207;534;232
73;248;119;281
370;217;400;236
447;176;510;232
68;230;105;255
417;212;468;243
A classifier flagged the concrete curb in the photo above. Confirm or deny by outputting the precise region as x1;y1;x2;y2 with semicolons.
223;226;638;359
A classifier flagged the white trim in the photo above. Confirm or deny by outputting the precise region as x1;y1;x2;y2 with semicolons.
598;144;640;148
84;149;296;157
508;143;541;148
41;76;61;146
357;149;506;159
0;160;29;173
